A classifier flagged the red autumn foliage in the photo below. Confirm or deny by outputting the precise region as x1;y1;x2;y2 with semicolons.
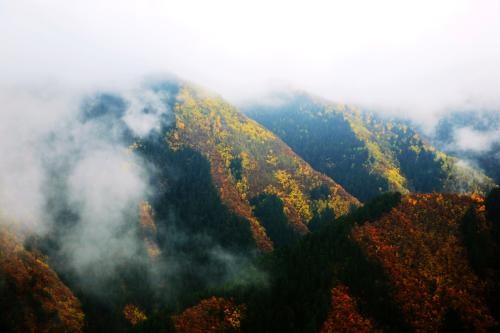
0;228;84;333
321;284;378;333
173;296;245;333
352;193;497;332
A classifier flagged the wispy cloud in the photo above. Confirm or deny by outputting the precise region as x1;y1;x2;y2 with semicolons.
452;127;500;152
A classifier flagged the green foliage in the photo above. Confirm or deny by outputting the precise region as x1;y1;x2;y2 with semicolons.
309;184;331;200
242;193;408;333
173;87;358;241
308;207;335;232
250;194;300;248
229;157;243;181
245;93;493;202
34;132;257;332
383;124;448;192
246;97;391;202
139;137;255;253
434;110;500;183
350;192;401;225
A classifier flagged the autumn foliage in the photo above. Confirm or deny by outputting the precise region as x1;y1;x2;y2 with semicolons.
246;93;493;202
0;228;84;333
353;193;497;332
123;304;148;326
139;201;161;258
169;86;359;250
173;297;245;333
321;284;378;333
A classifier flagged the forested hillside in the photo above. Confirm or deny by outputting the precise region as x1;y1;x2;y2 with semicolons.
244;92;494;202
434;109;500;183
1;81;499;333
0;225;84;333
169;190;500;333
1;81;358;332
168;85;359;250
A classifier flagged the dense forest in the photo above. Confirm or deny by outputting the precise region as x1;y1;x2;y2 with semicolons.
1;82;499;333
244;92;494;202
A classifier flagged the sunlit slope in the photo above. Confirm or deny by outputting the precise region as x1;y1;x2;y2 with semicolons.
245;92;494;202
0;225;84;333
168;86;360;250
352;193;497;332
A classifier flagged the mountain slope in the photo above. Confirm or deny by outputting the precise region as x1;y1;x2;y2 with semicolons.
167;85;359;250
239;191;500;332
4;81;359;332
244;92;494;202
352;193;497;332
0;225;84;333
3;82;498;333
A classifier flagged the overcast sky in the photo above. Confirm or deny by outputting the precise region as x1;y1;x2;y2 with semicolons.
1;0;500;119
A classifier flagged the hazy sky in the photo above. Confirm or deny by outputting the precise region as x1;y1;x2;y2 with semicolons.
1;0;500;117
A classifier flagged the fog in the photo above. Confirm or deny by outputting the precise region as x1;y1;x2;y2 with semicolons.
1;0;498;234
0;82;265;306
0;0;498;311
1;0;500;120
452;127;500;152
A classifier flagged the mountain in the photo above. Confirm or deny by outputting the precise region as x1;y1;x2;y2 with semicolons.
164;84;359;249
238;190;500;332
433;109;500;183
2;80;359;332
0;225;84;333
1;80;499;333
243;92;494;202
167;189;500;332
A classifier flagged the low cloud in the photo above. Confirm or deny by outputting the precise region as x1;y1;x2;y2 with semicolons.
1;0;500;119
122;90;171;137
452;127;500;152
0;83;170;281
0;81;266;304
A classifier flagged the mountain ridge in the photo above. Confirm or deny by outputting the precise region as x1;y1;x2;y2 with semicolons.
244;91;494;202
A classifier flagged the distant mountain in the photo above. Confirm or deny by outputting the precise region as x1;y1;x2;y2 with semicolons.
433;109;500;183
244;92;494;202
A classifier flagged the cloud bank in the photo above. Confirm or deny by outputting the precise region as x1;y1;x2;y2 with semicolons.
1;0;500;119
452;127;500;152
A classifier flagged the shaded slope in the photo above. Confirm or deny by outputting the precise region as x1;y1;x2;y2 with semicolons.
242;193;407;333
33;87;258;332
168;86;359;250
240;192;499;332
244;92;493;202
